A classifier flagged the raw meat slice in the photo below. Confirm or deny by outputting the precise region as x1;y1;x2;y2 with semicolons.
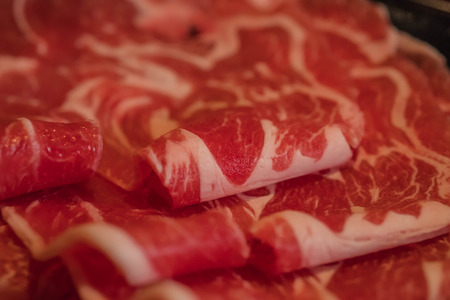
248;51;450;274
140;96;362;208
1;177;250;288
170;234;450;300
58;208;249;300
57;234;450;300
0;118;102;201
250;197;450;274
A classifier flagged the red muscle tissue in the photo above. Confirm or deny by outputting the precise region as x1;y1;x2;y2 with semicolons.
0;0;449;299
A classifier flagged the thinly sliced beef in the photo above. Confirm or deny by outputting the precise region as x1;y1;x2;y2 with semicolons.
140;99;360;207
167;234;450;300
0;0;449;299
49;234;450;300
0;118;102;201
1;177;250;289
58;208;249;300
247;52;450;274
0;179;259;300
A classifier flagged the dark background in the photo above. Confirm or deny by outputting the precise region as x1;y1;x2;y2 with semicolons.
376;0;450;63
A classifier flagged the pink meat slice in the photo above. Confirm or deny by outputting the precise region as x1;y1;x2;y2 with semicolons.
58;208;249;300
51;234;450;300
140;93;362;207
248;51;450;274
0;118;102;201
1;177;250;288
172;234;450;300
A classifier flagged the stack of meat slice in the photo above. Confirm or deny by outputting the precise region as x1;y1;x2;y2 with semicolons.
0;0;449;299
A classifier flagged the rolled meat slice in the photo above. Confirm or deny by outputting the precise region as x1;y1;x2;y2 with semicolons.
1;179;250;288
246;52;450;275
0;118;102;201
139;95;364;208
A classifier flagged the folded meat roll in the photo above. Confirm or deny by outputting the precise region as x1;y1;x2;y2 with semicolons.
0;118;102;201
